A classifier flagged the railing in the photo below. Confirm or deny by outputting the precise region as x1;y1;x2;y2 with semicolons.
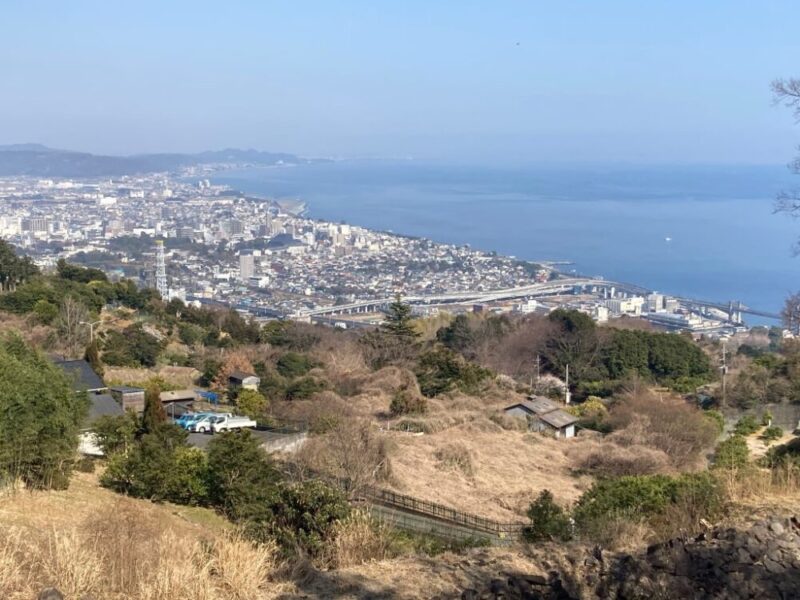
362;486;524;538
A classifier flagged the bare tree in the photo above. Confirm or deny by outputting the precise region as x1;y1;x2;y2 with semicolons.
772;78;800;237
782;291;800;335
54;297;89;358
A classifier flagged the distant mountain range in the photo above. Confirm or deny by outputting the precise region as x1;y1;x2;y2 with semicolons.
0;144;318;177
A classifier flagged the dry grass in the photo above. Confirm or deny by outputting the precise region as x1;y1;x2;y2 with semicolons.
434;442;476;477
387;423;592;521
324;510;396;568
569;438;672;477
104;365;200;388
0;473;286;599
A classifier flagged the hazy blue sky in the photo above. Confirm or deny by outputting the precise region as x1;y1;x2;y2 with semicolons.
2;1;799;163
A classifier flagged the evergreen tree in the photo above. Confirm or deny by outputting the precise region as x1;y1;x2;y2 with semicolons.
0;333;88;488
142;383;167;433
380;295;420;339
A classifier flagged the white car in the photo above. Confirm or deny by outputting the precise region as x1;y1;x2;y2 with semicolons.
190;413;232;433
210;415;257;433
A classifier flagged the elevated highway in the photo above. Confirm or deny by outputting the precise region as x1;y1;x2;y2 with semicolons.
298;277;780;323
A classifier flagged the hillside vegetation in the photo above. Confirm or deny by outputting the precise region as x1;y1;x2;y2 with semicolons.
4;242;800;597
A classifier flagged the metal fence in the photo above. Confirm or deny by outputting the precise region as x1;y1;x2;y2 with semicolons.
362;486;524;538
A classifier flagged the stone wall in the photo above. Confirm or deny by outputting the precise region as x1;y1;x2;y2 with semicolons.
459;516;800;599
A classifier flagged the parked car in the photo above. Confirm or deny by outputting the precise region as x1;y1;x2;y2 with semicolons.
175;413;206;429
190;413;232;433
210;415;257;433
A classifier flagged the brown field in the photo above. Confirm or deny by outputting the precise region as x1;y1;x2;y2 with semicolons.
385;422;592;521
104;365;200;388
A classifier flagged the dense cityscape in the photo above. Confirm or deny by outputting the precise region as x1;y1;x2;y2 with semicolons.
0;167;764;334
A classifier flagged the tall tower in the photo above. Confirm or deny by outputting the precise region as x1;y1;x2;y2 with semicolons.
154;240;168;299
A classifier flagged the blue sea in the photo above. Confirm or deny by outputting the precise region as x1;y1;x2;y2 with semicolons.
213;161;800;319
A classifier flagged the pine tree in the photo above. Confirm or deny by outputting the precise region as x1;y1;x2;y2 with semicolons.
142;383;167;433
381;295;419;339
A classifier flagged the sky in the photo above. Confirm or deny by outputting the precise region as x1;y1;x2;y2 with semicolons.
1;0;799;163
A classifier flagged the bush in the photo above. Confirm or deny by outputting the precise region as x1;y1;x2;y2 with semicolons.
733;415;760;436
276;352;316;378
761;426;784;444
268;480;350;557
414;347;492;397
713;435;750;470
703;409;725;435
523;490;572;542
284;376;326;400
573;473;723;536
389;387;428;416
100;424;209;505
237;388;269;420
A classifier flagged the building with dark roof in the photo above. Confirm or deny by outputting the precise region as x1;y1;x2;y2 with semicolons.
228;371;260;391
503;395;577;439
53;359;106;393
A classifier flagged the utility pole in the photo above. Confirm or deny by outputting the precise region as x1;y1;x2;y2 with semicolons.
565;364;571;405
720;339;728;407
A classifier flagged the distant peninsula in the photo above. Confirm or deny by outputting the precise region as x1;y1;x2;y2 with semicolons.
0;144;326;178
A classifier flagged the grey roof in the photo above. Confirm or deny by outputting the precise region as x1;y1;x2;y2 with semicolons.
537;409;579;429
110;385;144;394
87;392;124;424
54;359;106;392
160;389;197;402
504;396;559;416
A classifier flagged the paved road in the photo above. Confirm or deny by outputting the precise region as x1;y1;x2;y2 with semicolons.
187;429;290;450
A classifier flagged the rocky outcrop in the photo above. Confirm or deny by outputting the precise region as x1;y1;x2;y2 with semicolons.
460;516;800;599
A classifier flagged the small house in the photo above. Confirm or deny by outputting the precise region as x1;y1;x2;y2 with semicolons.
160;389;197;405
503;395;578;439
110;386;146;413
228;371;260;391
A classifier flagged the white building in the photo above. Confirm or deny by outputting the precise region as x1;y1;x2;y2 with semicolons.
606;296;645;316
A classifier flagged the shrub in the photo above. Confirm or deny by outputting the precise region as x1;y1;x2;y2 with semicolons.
237;388;269;420
389;387;428;416
763;437;800;468
100;424;208;505
523;490;572;542
713;435;750;470
703;409;725;435
284;376;325;400
761;410;774;427
733;415;760;436
761;426;784;444
414;347;492;397
276;351;316;378
573;473;723;536
92;413;139;455
268;480;350;557
608;390;718;468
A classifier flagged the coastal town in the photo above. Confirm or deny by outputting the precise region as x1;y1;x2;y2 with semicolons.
0;170;769;334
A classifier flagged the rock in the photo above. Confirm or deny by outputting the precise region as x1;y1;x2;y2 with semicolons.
38;590;64;600
769;521;785;535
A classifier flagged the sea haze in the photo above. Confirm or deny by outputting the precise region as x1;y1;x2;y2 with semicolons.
213;161;800;316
